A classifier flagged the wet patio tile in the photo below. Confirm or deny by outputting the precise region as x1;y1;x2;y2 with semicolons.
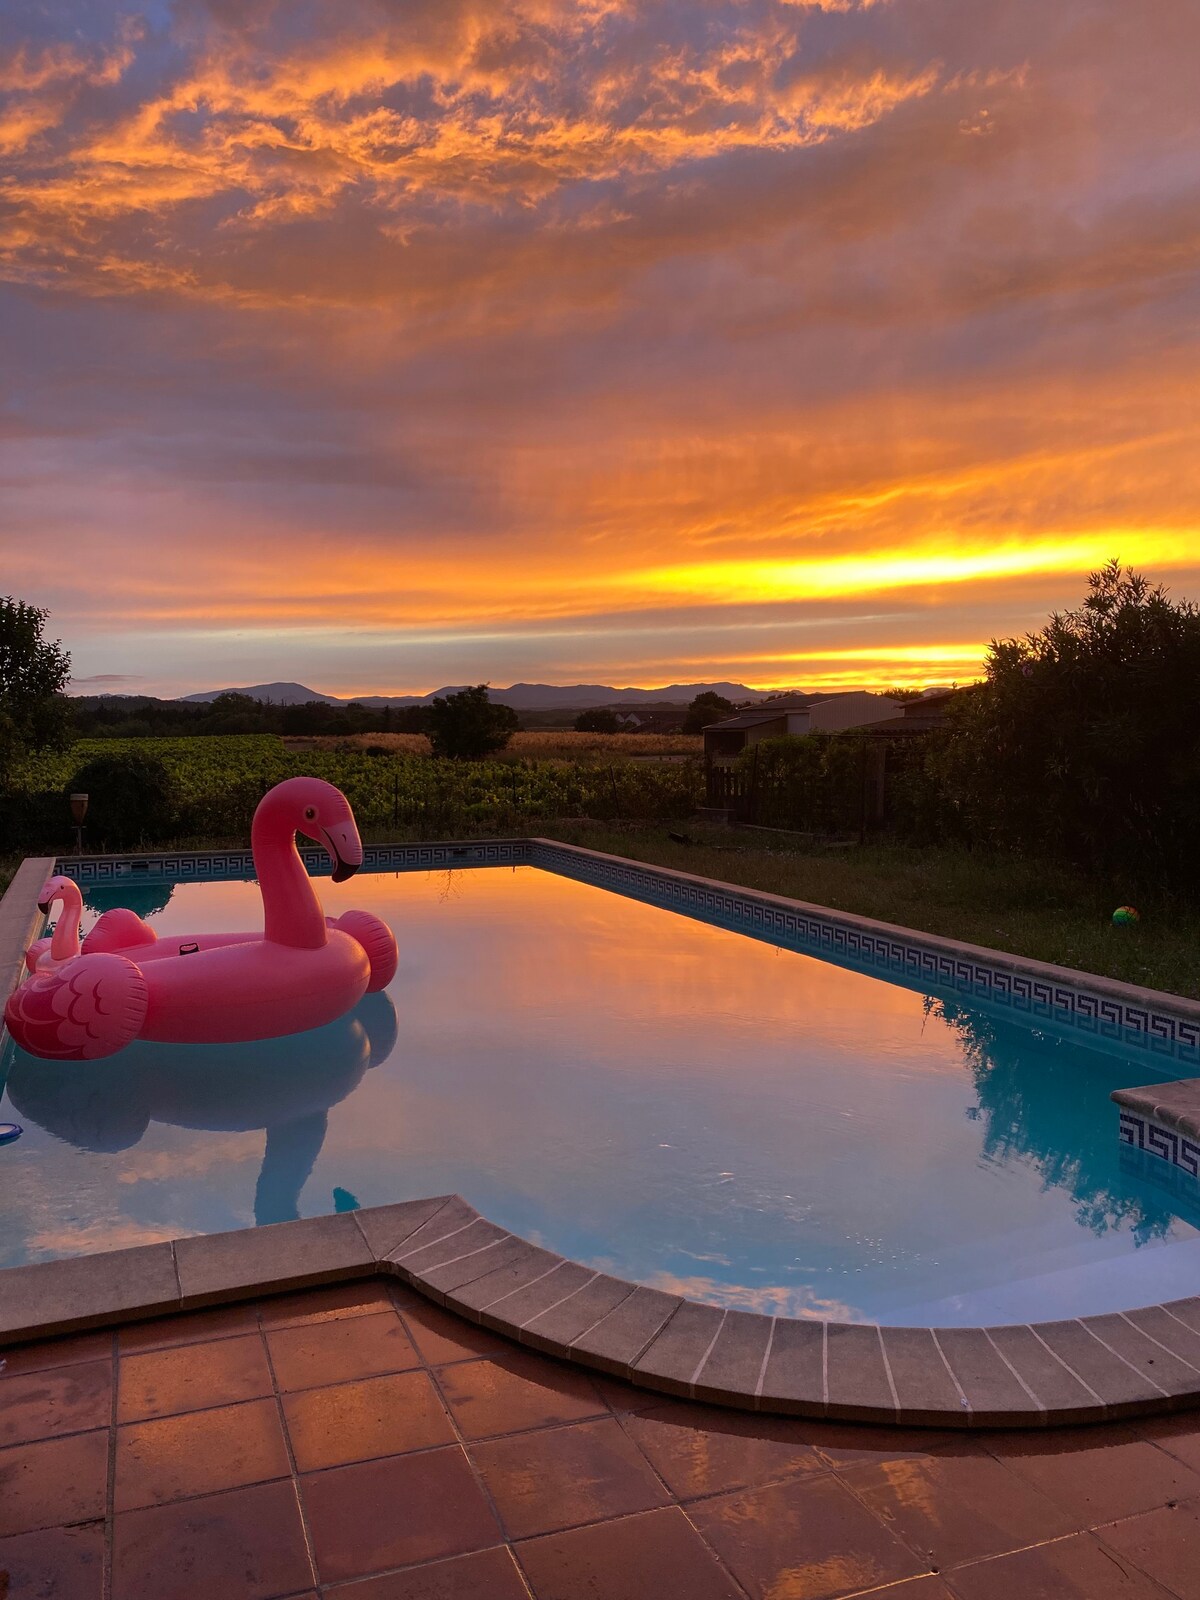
948;1530;1181;1599
324;1545;529;1600
803;1422;969;1469
1138;1413;1200;1473
266;1309;419;1390
436;1351;606;1441
0;1359;113;1447
117;1332;274;1422
516;1505;742;1600
112;1477;313;1599
0;1521;106;1600
472;1416;668;1538
986;1425;1200;1525
620;1400;823;1500
115;1397;291;1512
283;1369;455;1472
1098;1500;1200;1599
690;1473;928;1599
399;1299;512;1367
117;1303;261;1353
0;1330;112;1378
838;1449;1076;1569
257;1279;397;1329
0;1431;108;1537
301;1446;502;1585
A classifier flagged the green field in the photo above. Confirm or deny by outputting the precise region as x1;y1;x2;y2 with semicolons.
4;734;703;847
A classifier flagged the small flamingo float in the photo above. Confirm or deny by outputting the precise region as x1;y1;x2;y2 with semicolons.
4;777;398;1061
24;876;84;973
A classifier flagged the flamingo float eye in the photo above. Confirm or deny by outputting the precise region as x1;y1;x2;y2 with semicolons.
304;807;317;821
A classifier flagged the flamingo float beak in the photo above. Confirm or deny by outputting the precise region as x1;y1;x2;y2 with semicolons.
321;820;363;884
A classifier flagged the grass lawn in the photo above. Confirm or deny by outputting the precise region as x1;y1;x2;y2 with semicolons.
544;821;1200;1002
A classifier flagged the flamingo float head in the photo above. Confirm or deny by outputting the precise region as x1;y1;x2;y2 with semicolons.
257;776;364;883
38;875;81;916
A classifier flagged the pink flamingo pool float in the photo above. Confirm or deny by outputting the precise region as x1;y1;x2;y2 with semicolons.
4;777;398;1061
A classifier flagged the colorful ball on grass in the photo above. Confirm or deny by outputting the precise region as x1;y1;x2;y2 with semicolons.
1112;906;1140;926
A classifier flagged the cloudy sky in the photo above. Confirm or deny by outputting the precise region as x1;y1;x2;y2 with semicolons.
2;0;1197;697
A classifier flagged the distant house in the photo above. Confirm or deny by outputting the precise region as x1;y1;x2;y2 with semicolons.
703;692;904;763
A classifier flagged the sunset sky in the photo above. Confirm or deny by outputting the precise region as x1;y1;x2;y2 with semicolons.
2;0;1197;699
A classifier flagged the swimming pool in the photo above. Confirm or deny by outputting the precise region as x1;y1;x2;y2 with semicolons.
2;857;1198;1326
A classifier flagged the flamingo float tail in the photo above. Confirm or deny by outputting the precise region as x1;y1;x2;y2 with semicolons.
328;911;398;993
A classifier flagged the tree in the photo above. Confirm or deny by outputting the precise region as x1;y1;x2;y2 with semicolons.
682;691;735;735
426;685;519;759
574;707;620;733
939;561;1200;890
0;597;72;767
68;749;180;849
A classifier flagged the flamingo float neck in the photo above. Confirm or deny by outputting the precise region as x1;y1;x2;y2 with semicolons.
43;878;83;962
251;792;328;950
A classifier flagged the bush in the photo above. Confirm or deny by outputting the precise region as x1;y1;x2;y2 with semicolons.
573;707;620;733
67;750;181;850
427;685;520;760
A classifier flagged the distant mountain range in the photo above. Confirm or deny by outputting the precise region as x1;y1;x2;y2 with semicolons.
180;680;768;710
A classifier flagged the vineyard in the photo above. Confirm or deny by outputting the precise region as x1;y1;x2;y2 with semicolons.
1;736;704;851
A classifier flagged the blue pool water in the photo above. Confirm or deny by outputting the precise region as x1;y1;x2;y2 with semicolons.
2;864;1197;1325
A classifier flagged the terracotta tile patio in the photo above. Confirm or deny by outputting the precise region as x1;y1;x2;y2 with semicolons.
3;1278;1200;1599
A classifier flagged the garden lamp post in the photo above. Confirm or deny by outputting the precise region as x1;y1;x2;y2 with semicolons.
70;792;88;855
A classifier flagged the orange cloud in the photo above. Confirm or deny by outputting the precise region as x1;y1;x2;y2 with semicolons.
1;0;1198;695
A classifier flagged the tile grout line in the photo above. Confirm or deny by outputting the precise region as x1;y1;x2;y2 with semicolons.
1024;1325;1109;1409
417;1340;520;1564
102;1327;118;1600
564;1283;639;1355
257;1306;322;1593
1076;1321;1173;1400
688;1309;729;1392
516;1270;602;1334
754;1316;777;1409
927;1329;971;1415
979;1329;1045;1415
874;1326;901;1417
474;1259;567;1319
391;1216;480;1266
1118;1311;1200;1375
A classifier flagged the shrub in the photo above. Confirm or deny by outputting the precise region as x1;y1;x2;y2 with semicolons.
67;749;181;849
427;685;520;760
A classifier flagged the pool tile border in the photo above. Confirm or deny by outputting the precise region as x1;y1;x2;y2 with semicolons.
48;835;1200;1066
5;839;1200;1429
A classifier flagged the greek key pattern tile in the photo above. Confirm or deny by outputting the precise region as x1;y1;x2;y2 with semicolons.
534;843;1200;1067
1119;1110;1200;1181
57;839;532;884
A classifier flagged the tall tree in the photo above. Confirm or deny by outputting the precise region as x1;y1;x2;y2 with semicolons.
0;597;72;769
940;561;1200;889
427;685;519;759
682;691;735;734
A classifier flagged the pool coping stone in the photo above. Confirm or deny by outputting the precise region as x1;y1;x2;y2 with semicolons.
4;839;1200;1430
3;1200;1200;1429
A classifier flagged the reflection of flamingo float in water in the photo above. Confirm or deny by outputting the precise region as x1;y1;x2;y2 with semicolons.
5;992;399;1225
4;778;398;1061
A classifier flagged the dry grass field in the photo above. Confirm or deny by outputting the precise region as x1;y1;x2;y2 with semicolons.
282;730;702;762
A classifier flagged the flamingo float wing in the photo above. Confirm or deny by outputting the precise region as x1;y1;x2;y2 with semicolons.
3;954;149;1061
